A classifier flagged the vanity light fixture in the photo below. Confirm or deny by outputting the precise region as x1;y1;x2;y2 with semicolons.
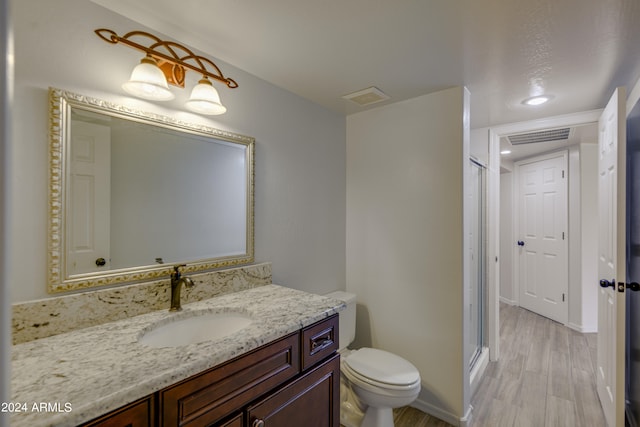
122;55;174;101
185;78;226;115
95;28;237;115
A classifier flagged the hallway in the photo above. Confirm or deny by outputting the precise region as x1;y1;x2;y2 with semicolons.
470;303;606;426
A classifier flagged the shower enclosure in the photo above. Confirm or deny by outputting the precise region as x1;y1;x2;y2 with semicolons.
469;159;486;369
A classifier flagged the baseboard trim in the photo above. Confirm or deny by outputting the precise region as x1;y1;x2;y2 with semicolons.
410;397;473;427
411;397;461;426
499;296;517;305
460;405;473;427
567;321;597;333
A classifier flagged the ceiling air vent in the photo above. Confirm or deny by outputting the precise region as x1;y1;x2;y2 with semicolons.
342;86;390;106
507;128;572;145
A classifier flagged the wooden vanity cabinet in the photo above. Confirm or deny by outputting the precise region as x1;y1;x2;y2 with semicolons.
83;315;339;427
80;395;154;427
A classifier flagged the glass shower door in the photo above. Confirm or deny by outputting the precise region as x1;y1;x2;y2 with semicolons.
469;159;486;369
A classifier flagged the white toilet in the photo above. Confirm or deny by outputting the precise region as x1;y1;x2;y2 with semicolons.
326;291;421;427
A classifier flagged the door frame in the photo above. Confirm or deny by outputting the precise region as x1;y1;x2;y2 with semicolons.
513;150;569;324
488;109;602;360
595;86;627;427
625;77;640;427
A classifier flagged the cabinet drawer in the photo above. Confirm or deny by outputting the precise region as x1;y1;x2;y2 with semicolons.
301;314;339;370
160;332;300;426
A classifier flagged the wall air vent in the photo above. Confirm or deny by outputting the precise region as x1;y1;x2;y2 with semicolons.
342;86;390;106
507;128;572;145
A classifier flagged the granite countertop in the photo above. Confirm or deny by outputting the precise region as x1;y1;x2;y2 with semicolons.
11;284;344;427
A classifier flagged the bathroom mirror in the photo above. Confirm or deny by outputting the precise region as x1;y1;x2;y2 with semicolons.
48;87;254;293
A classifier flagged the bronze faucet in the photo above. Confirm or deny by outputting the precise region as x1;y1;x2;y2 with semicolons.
170;264;195;311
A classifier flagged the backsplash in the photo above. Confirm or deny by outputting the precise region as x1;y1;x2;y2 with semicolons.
12;262;271;344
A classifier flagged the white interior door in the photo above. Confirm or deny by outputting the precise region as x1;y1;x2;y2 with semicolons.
67;120;111;275
597;87;627;427
516;151;568;324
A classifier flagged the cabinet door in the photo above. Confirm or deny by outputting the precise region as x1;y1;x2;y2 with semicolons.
247;354;340;427
216;412;243;427
80;396;153;427
160;333;299;426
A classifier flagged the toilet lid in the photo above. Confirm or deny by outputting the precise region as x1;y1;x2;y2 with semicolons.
344;348;420;386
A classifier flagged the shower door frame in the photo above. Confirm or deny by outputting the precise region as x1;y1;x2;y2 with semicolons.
469;158;487;370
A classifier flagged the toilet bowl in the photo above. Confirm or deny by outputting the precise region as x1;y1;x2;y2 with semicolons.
325;291;421;427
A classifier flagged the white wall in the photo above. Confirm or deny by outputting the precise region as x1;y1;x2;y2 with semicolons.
10;0;346;302
580;143;598;332
470;127;489;166
567;145;588;330
499;171;515;303
346;87;469;423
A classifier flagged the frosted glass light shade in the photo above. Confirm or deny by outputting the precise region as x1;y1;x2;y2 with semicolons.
185;78;227;115
122;56;174;101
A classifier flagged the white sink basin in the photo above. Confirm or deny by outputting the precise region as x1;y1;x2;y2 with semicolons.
138;311;253;348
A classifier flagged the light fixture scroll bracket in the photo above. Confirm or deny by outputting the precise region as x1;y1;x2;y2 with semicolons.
95;28;238;89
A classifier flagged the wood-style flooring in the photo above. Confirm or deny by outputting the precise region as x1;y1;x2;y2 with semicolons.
392;406;454;426
392;303;606;427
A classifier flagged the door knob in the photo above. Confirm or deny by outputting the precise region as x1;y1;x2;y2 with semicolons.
252;420;265;427
95;257;106;267
517;240;525;246
600;279;615;288
626;282;640;292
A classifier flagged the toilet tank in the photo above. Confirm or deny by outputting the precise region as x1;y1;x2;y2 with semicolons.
325;291;356;351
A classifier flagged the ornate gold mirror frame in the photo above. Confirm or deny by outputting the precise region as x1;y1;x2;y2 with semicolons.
48;87;255;293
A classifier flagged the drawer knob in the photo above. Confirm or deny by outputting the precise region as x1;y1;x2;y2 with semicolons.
252;419;265;427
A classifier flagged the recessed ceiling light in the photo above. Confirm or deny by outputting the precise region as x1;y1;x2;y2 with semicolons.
500;150;512;155
522;95;553;106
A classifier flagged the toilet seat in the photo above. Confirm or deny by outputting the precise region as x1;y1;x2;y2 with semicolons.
342;362;421;396
343;348;420;390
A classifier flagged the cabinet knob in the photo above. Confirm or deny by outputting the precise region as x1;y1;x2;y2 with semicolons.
252;420;265;427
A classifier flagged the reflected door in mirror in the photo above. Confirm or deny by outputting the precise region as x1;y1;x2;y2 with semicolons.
68;120;111;275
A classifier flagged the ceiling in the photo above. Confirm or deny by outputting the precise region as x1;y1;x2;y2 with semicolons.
91;0;640;130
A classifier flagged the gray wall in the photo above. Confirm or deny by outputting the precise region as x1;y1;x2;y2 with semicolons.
10;0;346;302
